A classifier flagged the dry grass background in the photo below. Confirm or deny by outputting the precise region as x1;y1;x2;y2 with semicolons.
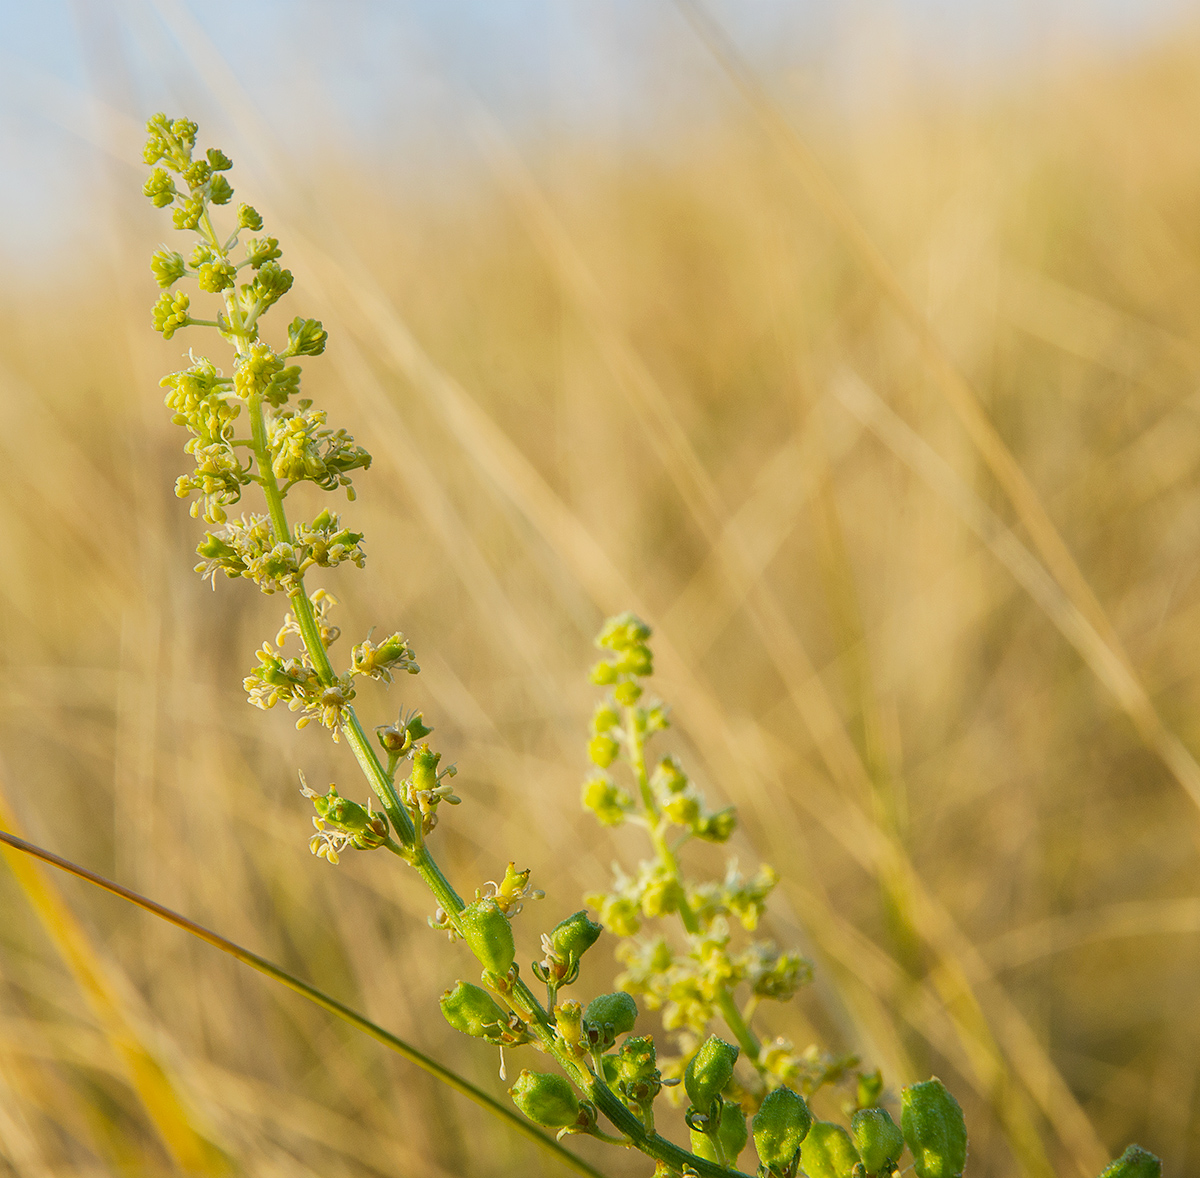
1;8;1200;1177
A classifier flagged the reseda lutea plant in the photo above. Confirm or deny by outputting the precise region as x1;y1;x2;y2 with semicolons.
143;115;1161;1178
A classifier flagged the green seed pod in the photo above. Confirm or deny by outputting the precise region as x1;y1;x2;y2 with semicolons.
691;1098;748;1163
510;1070;581;1128
684;1035;739;1111
1098;1145;1162;1178
901;1079;967;1178
852;1107;905;1175
585;991;638;1043
753;1087;813;1173
439;981;507;1039
550;910;603;963
459;898;516;975
801;1121;862;1178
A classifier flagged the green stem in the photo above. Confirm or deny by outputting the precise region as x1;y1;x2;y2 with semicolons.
0;830;610;1178
716;988;763;1070
241;381;744;1176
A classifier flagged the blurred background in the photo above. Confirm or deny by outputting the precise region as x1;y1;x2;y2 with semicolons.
2;1;1200;1175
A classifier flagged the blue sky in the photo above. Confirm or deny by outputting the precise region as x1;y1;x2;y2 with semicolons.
0;0;1194;268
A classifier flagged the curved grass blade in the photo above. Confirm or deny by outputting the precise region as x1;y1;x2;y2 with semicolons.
0;828;610;1178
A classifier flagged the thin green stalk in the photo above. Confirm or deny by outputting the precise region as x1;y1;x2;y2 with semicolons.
0;829;610;1178
241;380;743;1178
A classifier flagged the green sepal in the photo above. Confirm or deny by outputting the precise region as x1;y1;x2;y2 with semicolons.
684;1034;738;1110
800;1121;861;1178
459;898;516;975
852;1107;904;1175
900;1079;967;1178
752;1086;813;1173
509;1070;581;1128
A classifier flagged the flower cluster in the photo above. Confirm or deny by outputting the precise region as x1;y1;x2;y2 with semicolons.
300;775;391;864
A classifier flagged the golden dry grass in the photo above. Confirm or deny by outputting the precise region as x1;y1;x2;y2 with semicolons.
1;14;1200;1178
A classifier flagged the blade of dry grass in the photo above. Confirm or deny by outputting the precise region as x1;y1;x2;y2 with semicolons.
0;827;612;1178
0;782;219;1173
673;0;1200;823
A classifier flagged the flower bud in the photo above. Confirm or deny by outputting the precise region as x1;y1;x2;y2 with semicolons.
753;1086;813;1173
900;1079;967;1178
237;202;263;230
852;1107;904;1175
581;774;630;826
550;911;603;963
585;991;637;1046
596;611;652;651
691;1098;748;1164
150;248;186;288
587;735;619;768
684;1035;739;1111
591;702;620;734
696;806;738;842
459;898;515;975
1098;1145;1162;1178
208;173;233;204
651;755;689;794
286;316;328;356
440;981;507;1039
613;680;642;705
590;660;618;686
801;1121;862;1178
663;792;701;827
510;1070;581;1128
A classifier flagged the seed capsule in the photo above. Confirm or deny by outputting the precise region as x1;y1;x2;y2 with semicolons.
549;910;603;963
684;1035;739;1111
752;1086;813;1173
800;1121;862;1178
509;1070;581;1128
459;898;516;975
439;981;507;1039
584;991;638;1049
852;1107;904;1175
900;1079;967;1178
